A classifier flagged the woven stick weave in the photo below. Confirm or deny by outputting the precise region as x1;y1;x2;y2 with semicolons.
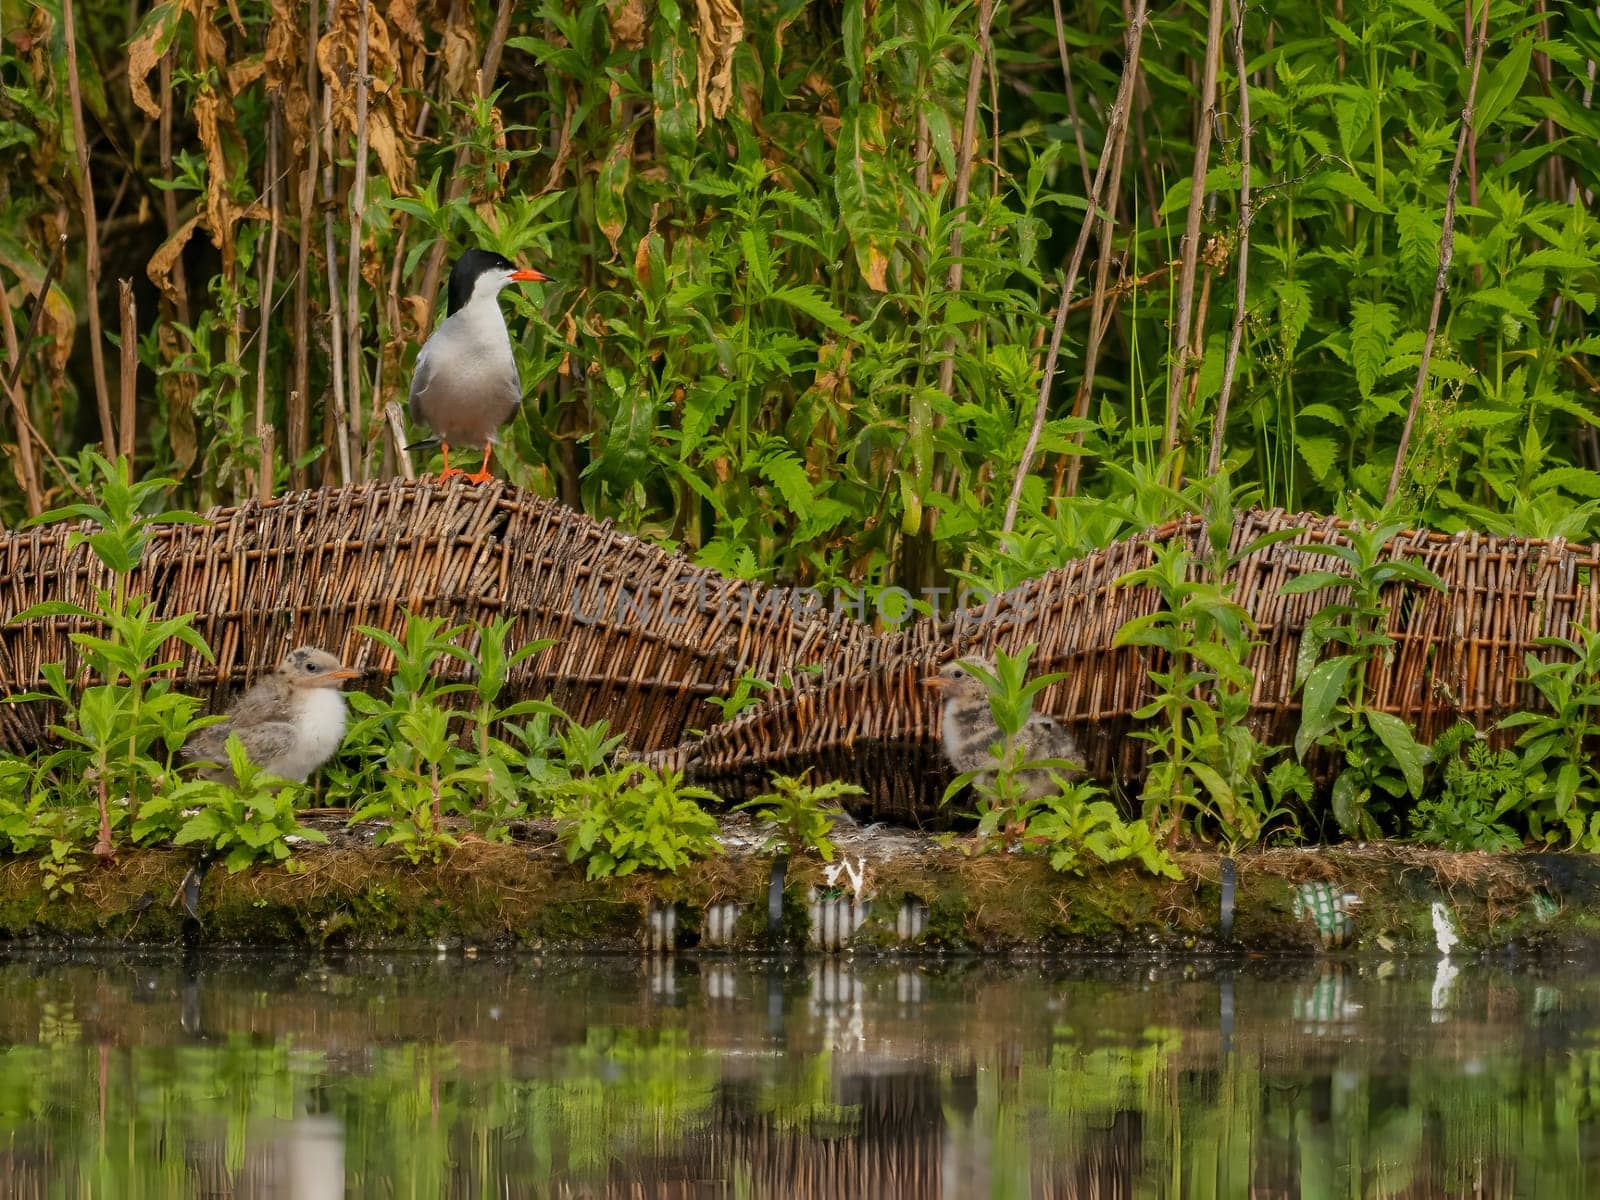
0;480;882;753
663;510;1600;822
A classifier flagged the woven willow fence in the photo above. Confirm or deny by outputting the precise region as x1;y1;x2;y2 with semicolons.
662;510;1600;823
0;480;881;754
3;484;1597;824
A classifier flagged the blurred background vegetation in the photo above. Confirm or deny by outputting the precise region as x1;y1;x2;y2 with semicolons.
0;0;1597;594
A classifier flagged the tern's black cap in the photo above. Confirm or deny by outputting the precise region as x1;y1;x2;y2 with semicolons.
445;248;517;317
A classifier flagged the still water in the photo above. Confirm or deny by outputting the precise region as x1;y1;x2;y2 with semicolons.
0;950;1590;1197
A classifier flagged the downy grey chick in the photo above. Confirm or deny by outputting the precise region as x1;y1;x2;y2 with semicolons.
182;646;362;786
922;656;1081;800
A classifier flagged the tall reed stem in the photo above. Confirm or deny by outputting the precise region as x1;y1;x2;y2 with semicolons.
1004;0;1149;534
61;0;115;458
1208;0;1254;478
1163;0;1226;469
1386;0;1489;505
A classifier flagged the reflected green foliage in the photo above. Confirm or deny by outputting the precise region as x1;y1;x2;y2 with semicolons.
0;955;1597;1196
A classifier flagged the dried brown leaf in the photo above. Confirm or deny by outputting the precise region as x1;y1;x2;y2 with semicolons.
607;0;649;50
127;2;177;119
693;0;744;127
440;20;478;96
227;57;267;95
146;214;202;309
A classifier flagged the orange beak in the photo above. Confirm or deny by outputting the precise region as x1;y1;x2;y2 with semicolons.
510;267;552;283
921;676;948;691
324;668;362;682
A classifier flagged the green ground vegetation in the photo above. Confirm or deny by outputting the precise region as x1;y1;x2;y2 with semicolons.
2;0;1600;890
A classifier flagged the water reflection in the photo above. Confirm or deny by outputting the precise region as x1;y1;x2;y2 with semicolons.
0;952;1595;1196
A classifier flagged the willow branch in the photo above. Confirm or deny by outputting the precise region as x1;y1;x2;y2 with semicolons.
1003;0;1149;535
1163;0;1226;466
1386;0;1489;505
61;0;115;458
1207;0;1253;478
346;0;372;481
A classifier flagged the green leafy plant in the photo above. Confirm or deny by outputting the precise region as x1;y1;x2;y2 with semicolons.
554;766;721;880
736;771;865;862
1113;477;1305;846
135;737;329;873
1410;722;1524;853
1286;519;1446;838
10;453;213;856
1023;781;1184;880
1499;626;1600;846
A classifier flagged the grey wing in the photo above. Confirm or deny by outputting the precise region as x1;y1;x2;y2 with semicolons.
232;722;301;777
408;340;436;427
181;718;234;764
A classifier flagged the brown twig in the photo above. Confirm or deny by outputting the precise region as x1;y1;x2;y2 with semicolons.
0;276;42;516
1049;0;1094;199
1063;97;1133;497
932;0;997;500
1207;0;1254;478
1386;0;1490;505
290;0;320;491
1003;0;1149;534
1164;0;1226;466
255;96;283;500
158;54;191;329
117;280;136;462
61;0;115;459
346;0;373;483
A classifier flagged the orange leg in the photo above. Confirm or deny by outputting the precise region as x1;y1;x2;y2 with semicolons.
464;441;496;484
436;443;465;481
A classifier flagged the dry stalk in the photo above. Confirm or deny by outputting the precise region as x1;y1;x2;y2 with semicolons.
291;0;321;491
61;0;115;458
255;97;283;499
1049;0;1094;198
1386;0;1490;505
931;0;997;501
1163;0;1226;465
159;54;191;328
346;0;373;482
0;277;41;516
1063;97;1133;497
1207;0;1254;477
385;400;416;480
320;60;352;487
117;280;136;461
1003;0;1149;534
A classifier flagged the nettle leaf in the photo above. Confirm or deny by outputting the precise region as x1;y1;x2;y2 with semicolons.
1532;467;1600;499
1349;300;1398;398
769;285;851;334
758;446;815;515
1297;436;1339;482
1274;278;1312;358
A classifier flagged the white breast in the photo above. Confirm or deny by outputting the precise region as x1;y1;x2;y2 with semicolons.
277;689;349;782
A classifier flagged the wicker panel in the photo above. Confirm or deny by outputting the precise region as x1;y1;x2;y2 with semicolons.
665;511;1600;822
0;480;881;753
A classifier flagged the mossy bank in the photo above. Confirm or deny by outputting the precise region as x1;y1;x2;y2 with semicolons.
0;817;1596;957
